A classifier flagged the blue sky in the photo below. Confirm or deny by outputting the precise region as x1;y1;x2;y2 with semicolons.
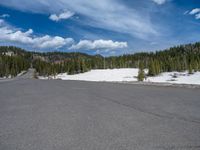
0;0;200;56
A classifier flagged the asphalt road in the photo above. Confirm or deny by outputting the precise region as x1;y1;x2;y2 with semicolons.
0;68;35;83
15;68;35;80
0;78;200;150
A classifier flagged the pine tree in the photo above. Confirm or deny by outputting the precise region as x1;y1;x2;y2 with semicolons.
138;61;145;81
188;64;193;74
148;60;156;76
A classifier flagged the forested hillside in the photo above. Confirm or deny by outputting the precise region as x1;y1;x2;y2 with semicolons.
0;46;31;77
0;42;200;78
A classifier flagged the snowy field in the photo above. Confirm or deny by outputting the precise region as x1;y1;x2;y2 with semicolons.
40;68;200;85
55;69;139;82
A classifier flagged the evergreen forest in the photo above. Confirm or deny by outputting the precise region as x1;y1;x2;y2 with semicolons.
0;42;200;79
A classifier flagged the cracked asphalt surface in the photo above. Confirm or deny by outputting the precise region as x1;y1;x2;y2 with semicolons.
0;77;200;149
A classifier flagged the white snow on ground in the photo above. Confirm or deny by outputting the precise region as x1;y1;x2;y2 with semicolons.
145;71;200;85
56;68;139;82
39;68;200;85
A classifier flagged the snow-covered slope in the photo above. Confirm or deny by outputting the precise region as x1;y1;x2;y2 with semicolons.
40;68;200;85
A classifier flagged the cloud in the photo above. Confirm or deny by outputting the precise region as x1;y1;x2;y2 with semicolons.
0;24;74;49
189;8;200;15
0;14;10;18
0;0;158;39
195;13;200;20
0;19;4;25
152;0;167;5
188;8;200;20
69;39;128;50
184;11;189;15
0;21;127;51
49;11;74;22
32;35;74;49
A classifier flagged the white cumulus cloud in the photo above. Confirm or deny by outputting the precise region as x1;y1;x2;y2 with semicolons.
70;39;128;50
49;11;74;22
0;21;127;51
34;36;74;49
152;0;167;5
189;8;200;15
0;24;74;49
188;8;200;20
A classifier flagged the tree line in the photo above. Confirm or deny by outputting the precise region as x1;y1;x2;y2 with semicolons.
0;55;30;77
0;42;200;79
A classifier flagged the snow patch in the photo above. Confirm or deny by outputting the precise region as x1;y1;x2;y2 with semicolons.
146;71;200;85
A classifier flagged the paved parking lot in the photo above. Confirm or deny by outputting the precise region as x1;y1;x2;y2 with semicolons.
0;79;200;150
